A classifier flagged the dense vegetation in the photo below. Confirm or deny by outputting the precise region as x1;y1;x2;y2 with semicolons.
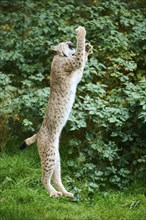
0;0;146;193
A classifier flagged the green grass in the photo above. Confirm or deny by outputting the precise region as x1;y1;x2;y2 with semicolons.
0;144;146;220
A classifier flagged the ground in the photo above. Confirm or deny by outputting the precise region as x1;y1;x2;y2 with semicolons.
0;143;146;220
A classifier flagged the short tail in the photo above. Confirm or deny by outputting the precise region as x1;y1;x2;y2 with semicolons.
19;134;37;150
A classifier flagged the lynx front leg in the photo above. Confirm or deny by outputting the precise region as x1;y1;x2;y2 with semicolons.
66;26;86;71
53;152;74;198
74;26;86;69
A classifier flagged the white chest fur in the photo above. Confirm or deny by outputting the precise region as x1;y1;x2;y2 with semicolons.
70;69;83;91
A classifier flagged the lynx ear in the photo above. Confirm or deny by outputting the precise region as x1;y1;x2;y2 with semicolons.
51;45;58;52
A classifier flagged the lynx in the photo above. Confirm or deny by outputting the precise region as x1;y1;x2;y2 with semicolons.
20;26;93;197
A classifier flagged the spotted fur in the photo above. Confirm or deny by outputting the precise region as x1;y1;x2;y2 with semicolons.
21;26;93;198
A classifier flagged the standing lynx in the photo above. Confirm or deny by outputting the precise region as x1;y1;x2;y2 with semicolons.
20;26;93;197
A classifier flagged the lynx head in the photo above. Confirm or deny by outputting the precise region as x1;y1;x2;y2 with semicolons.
51;41;75;57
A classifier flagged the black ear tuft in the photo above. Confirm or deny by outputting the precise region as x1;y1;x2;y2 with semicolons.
19;142;27;150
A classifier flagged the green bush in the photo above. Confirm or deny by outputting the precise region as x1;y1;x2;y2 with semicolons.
0;0;146;189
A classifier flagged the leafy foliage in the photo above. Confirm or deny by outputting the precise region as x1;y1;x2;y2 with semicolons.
0;0;146;189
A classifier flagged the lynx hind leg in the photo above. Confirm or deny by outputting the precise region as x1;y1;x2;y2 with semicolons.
40;148;63;198
42;170;62;198
52;153;74;198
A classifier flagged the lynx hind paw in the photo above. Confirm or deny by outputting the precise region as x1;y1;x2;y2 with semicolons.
85;43;93;54
63;192;74;198
50;191;63;198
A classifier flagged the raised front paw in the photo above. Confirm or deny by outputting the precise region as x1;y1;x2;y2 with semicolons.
85;43;93;55
76;26;86;36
